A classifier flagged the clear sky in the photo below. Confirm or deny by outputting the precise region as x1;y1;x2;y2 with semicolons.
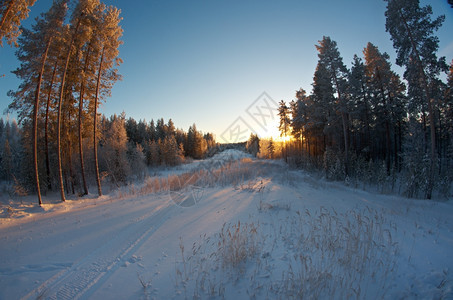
1;0;452;142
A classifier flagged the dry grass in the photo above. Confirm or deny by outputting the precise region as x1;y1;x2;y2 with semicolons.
217;221;259;269
115;158;264;201
271;206;398;299
173;205;398;299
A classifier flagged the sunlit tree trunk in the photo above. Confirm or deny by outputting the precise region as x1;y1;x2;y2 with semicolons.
78;45;91;196
32;38;51;205
57;19;81;202
44;60;58;191
93;46;105;196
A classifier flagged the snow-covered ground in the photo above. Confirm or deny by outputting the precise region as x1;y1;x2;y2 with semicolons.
0;150;452;299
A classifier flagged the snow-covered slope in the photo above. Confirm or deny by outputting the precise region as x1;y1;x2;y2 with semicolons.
0;150;452;299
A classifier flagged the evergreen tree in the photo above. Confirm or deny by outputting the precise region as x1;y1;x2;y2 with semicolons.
290;89;309;154
385;0;448;198
246;133;260;157
101;114;129;186
349;54;372;157
363;42;406;172
8;0;67;204
278;100;290;162
314;36;350;175
92;3;123;196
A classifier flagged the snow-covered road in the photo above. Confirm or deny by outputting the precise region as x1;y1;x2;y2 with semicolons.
0;192;175;299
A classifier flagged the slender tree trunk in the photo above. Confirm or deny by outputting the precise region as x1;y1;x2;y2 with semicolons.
331;69;350;176
78;45;91;196
67;117;75;195
57;18;82;202
394;125;398;172
44;59;58;191
398;120;402;172
33;38;51;206
93;46;105;196
0;0;14;32
362;87;372;159
341;112;349;176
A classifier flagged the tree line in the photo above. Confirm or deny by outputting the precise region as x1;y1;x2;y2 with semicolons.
255;0;452;199
0;115;216;201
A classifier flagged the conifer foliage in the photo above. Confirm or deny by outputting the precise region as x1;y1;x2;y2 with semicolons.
0;0;36;47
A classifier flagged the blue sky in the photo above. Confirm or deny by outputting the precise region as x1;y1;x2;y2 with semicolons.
1;0;452;142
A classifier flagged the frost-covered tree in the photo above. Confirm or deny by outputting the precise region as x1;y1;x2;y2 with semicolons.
278;100;290;162
127;142;146;180
186;123;207;159
314;36;350;175
349;54;372;157
0;0;36;46
363;42;406;173
8;0;68;205
160;135;183;166
91;3;123;196
101;114;129;186
290;89;309;154
246;133;260;157
385;0;448;198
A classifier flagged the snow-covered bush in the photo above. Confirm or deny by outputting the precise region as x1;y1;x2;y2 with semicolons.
323;148;345;181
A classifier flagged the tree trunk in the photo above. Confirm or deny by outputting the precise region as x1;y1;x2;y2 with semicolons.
44;59;58;191
0;0;14;32
78;45;91;196
341;112;349;176
93;46;105;197
33;38;51;206
67;118;75;195
56;18;82;202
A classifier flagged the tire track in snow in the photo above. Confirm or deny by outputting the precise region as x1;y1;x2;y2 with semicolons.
22;200;175;300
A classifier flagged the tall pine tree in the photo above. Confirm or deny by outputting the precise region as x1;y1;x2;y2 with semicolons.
385;0;448;198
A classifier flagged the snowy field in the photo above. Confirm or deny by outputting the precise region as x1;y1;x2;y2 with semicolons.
0;150;452;299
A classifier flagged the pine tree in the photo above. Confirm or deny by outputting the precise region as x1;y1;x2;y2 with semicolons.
363;42;406;173
278;100;290;162
101;114;129;186
91;3;123;196
349;54;372;157
385;0;448;198
290;89;309;155
246;133;260;157
8;0;67;205
55;0;89;201
314;36;350;175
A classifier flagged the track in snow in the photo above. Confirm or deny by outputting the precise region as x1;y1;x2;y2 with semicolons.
22;201;174;300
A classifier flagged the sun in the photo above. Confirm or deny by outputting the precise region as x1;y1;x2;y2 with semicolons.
264;125;292;142
281;135;292;142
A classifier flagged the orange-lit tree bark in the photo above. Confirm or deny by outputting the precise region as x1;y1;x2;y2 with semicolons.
92;4;123;196
78;44;92;196
8;0;67;205
56;10;84;202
